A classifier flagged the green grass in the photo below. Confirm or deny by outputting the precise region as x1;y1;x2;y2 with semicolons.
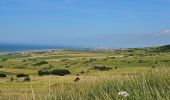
0;54;30;59
0;68;169;100
28;55;74;60
0;49;170;100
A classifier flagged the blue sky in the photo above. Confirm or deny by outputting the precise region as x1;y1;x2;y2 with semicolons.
0;0;170;48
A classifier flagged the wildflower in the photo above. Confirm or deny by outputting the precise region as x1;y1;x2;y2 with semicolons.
118;91;129;97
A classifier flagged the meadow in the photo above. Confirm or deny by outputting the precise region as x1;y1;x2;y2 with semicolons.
0;45;170;100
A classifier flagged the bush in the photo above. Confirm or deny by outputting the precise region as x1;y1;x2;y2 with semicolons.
109;57;115;59
38;70;50;76
34;61;48;66
92;65;112;71
0;73;7;77
80;71;85;74
152;65;156;68
15;66;26;69
83;58;97;64
0;65;3;68
137;60;147;63
16;74;29;78
51;69;71;76
127;50;134;52
22;60;26;62
129;54;134;56
102;58;108;61
1;59;8;62
65;65;71;68
89;58;97;62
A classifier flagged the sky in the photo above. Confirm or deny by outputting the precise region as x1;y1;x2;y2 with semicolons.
0;0;170;48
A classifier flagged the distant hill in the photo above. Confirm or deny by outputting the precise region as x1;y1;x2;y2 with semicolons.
158;44;170;52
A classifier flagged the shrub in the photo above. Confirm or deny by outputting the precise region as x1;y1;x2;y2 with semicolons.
38;70;50;76
139;54;144;57
1;59;8;62
80;71;85;74
16;74;29;78
51;69;71;76
92;65;112;71
129;54;133;56
152;65;156;68
155;61;158;64
65;65;71;68
89;58;97;62
34;61;48;66
137;60;147;63
162;60;169;62
0;73;7;77
22;60;26;62
15;66;26;69
102;58;108;61
109;57;115;59
49;64;54;67
69;62;77;65
0;65;3;68
127;50;134;52
83;58;97;64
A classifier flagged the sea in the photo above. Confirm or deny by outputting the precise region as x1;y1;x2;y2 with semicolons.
0;44;71;53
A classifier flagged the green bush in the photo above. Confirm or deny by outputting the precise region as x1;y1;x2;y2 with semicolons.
34;61;48;66
0;73;7;77
1;59;8;62
38;70;50;76
128;54;133;56
51;69;71;76
0;65;3;68
152;65;156;68
80;71;85;74
16;74;29;78
93;65;112;71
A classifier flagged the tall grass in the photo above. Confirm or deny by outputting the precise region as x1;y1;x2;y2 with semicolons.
0;68;169;100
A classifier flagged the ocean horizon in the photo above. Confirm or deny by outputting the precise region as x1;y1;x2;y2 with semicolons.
0;44;75;53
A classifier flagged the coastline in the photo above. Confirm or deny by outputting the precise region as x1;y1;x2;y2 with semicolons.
0;48;62;55
0;44;79;55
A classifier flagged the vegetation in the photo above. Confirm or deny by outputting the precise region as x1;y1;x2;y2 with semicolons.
158;44;170;52
16;74;29;78
0;45;169;99
51;69;71;76
92;65;112;70
1;58;8;62
38;70;50;76
34;61;48;66
0;68;169;100
0;73;7;77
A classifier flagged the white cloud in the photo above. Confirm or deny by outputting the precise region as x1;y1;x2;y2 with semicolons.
154;29;170;37
160;29;170;36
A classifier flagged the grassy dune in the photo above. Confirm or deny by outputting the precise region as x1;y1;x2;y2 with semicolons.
0;47;170;100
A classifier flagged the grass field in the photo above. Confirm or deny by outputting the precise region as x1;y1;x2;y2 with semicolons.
0;46;170;100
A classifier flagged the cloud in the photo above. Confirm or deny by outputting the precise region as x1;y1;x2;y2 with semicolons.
159;29;170;36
